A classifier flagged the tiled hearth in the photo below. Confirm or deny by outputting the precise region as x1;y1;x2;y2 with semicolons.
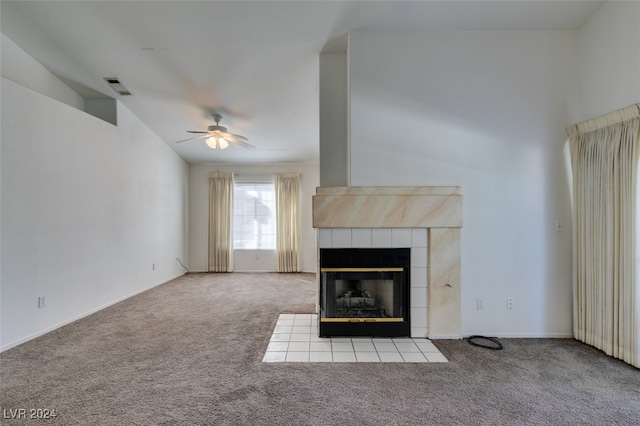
263;314;448;363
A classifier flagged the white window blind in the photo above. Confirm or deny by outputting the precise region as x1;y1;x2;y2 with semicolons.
233;181;276;249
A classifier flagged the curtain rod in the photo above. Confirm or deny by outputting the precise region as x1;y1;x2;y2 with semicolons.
566;103;640;137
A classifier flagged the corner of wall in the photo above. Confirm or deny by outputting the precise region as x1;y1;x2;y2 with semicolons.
1;33;84;110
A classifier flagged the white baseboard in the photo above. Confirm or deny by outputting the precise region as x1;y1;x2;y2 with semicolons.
429;334;463;340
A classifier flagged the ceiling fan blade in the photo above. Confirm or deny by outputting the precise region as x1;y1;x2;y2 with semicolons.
186;131;209;134
175;134;209;144
225;134;256;150
228;133;248;141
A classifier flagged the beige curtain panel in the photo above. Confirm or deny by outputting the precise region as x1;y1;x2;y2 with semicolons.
567;103;640;368
208;172;234;272
275;172;302;272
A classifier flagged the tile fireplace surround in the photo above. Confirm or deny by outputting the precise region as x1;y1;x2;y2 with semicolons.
313;186;463;339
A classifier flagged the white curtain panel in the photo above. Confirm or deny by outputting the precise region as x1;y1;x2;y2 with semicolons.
637;162;640;365
275;172;301;272
567;103;640;368
208;172;234;272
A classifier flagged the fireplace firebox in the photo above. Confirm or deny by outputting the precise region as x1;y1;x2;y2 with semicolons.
319;248;410;337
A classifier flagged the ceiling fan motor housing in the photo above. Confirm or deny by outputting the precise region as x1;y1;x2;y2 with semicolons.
207;125;227;133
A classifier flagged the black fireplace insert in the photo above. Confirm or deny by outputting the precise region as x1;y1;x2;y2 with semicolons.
319;248;410;337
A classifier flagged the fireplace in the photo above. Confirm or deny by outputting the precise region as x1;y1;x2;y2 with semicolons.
319;248;410;337
313;186;463;339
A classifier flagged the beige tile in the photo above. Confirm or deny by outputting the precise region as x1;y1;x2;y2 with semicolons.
288;341;310;352
266;314;449;363
310;341;332;352
352;228;372;247
331;229;352;247
425;352;448;363
373;342;398;352
411;287;428;308
273;325;292;334
332;352;356;362
415;340;440;353
262;352;287;362
395;342;420;353
411;267;427;288
392;228;412;247
309;352;333;362
270;333;290;342
332;342;354;352
279;314;295;320
353;341;376;352
267;341;289;352
318;228;332;248
285;352;309;362
411;228;428;247
378;352;404;362
290;333;311;342
355;352;381;362
400;352;428;363
372;228;392;247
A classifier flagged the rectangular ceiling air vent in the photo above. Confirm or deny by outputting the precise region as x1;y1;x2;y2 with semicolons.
103;77;132;96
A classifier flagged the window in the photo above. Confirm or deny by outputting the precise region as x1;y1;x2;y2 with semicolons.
233;182;276;249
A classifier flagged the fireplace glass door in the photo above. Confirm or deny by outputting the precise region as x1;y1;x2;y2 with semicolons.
321;269;404;321
318;248;410;337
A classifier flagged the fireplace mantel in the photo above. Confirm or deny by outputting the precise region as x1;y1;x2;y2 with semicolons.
313;186;462;229
312;186;463;339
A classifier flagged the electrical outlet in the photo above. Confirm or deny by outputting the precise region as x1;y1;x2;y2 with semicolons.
555;220;563;232
476;298;484;311
38;296;46;309
507;297;514;310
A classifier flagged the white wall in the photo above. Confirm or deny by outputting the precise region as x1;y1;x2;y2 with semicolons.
1;77;189;350
319;52;349;186
189;163;319;273
1;34;84;110
578;0;640;120
347;30;579;337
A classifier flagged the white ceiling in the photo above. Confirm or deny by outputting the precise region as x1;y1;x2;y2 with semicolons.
1;1;605;165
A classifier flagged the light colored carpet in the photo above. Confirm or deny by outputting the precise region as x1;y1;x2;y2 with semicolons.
1;272;639;425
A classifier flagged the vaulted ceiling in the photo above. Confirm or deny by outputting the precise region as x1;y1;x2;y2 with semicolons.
1;1;605;164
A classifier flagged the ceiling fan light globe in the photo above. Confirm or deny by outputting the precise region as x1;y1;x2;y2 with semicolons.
204;135;230;150
205;137;218;150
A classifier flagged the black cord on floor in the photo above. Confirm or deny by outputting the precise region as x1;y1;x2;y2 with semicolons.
467;335;503;350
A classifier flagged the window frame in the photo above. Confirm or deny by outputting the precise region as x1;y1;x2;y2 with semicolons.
232;179;276;251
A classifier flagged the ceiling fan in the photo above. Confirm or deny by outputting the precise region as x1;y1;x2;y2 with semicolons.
176;114;254;150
